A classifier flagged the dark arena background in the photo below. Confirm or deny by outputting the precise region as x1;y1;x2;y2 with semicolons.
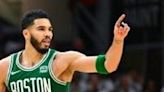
0;0;164;92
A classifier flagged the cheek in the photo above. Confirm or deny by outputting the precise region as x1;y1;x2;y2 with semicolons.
30;33;42;42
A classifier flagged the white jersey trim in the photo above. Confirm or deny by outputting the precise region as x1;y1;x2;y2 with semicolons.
16;50;49;71
5;54;14;89
48;51;67;86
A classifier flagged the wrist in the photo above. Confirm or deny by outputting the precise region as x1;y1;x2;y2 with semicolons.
113;38;124;44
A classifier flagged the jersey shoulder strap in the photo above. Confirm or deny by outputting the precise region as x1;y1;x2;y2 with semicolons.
5;51;20;87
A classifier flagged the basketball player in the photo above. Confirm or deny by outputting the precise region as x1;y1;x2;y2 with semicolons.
0;9;130;92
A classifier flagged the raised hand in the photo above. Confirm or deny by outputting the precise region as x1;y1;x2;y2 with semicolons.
114;14;130;43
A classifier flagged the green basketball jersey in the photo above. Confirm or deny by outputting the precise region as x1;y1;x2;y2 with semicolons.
6;49;70;92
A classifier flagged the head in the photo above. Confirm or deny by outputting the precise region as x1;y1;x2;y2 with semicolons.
21;9;53;54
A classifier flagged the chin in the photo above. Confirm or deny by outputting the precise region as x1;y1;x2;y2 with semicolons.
37;46;49;53
38;48;49;54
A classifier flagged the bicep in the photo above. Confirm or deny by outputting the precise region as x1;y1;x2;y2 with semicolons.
71;56;97;73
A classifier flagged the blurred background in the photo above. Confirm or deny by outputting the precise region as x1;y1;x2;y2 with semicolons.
0;0;164;92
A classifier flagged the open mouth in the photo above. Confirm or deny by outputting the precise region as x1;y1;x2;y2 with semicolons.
43;42;50;46
42;39;51;46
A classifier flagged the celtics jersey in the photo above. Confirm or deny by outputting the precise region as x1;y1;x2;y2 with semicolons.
6;49;70;92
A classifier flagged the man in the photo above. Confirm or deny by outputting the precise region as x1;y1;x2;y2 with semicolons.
0;9;130;92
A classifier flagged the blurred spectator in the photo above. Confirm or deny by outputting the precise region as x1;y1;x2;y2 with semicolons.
98;77;115;92
71;73;81;92
88;74;100;92
114;74;137;92
113;69;144;92
128;69;143;92
79;73;89;92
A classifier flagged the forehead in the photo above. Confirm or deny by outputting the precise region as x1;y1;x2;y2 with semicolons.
32;18;52;27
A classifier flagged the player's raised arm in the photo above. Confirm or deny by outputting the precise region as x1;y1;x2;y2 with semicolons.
104;14;130;73
69;14;130;74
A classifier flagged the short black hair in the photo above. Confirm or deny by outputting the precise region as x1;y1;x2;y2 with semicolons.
21;9;51;30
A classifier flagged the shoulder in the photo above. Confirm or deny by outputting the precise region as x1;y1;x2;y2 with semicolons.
0;56;11;83
57;50;86;60
53;50;86;67
0;56;11;69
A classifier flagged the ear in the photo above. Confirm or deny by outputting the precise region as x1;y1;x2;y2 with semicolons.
22;29;30;40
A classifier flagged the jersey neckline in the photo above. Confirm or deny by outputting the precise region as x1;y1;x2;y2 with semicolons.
16;49;50;71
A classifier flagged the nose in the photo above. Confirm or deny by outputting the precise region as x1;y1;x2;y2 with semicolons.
44;30;53;38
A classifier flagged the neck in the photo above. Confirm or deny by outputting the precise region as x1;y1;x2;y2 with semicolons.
21;45;46;67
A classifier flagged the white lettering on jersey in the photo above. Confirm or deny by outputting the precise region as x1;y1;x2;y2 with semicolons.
24;79;31;92
30;78;36;92
37;77;44;92
17;80;24;92
43;78;51;92
10;82;17;92
10;77;51;92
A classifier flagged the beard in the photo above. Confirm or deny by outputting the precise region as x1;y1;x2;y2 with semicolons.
30;35;50;54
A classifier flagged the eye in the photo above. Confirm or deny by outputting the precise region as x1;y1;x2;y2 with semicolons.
38;28;45;31
49;27;53;32
38;28;44;30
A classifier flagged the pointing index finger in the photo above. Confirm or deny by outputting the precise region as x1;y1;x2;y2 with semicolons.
115;14;126;27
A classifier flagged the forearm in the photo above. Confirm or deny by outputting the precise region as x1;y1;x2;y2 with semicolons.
105;39;124;73
99;14;130;73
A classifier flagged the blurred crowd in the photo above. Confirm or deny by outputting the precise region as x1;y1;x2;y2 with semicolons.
70;69;158;92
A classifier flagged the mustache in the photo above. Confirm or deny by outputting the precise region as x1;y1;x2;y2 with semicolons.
42;36;52;42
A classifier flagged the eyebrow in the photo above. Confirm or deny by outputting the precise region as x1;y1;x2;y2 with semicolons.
36;25;52;28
